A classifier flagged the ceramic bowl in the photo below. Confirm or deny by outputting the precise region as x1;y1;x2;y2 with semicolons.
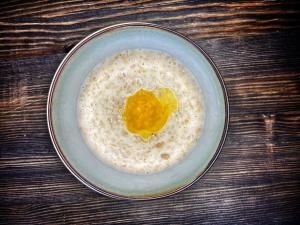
47;22;229;200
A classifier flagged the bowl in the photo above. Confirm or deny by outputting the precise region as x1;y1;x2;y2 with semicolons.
47;22;229;200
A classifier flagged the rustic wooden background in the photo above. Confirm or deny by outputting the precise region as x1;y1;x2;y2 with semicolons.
1;0;300;224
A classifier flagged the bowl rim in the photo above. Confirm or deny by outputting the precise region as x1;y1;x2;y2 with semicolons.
47;22;229;200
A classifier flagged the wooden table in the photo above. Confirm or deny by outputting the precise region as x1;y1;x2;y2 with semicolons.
1;0;299;224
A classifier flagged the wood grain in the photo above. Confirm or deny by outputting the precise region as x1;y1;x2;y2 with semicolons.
0;0;299;59
1;0;300;224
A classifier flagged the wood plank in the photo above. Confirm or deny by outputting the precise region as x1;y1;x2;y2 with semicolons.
0;0;299;58
0;182;299;224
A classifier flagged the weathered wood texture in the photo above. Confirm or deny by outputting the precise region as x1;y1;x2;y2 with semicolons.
1;0;300;224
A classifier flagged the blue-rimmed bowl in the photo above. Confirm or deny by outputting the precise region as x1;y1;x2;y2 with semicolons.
47;22;229;200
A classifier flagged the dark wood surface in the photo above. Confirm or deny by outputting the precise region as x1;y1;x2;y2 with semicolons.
1;0;300;224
